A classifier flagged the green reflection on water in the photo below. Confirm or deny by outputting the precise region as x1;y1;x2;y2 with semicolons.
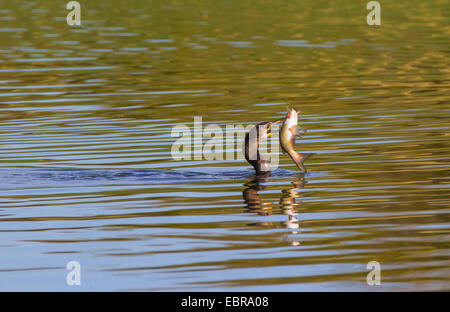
0;0;448;291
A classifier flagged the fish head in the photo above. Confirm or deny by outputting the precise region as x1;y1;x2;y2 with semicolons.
285;107;299;128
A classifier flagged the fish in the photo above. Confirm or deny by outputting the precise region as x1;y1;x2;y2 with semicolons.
279;107;314;172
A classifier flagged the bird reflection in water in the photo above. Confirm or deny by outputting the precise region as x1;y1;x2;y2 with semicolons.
242;174;306;246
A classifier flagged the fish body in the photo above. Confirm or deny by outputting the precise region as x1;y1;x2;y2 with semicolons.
279;108;313;172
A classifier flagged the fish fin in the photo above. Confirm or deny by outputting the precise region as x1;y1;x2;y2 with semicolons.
288;125;298;136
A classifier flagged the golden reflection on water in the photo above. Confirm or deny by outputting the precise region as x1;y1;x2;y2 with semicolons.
0;0;448;291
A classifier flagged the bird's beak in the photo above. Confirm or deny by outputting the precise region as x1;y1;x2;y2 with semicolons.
272;119;284;125
266;119;283;137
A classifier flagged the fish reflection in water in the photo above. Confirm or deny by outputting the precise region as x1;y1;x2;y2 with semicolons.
243;173;306;246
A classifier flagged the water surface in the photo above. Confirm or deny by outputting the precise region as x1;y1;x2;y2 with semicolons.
0;0;449;291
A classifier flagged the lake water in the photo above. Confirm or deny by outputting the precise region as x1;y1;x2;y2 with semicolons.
0;0;449;291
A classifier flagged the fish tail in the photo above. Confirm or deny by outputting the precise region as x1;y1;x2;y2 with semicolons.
299;153;315;162
290;152;315;172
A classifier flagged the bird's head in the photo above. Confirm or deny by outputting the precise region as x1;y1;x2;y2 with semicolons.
257;119;283;139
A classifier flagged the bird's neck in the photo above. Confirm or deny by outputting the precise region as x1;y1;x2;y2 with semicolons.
245;134;270;174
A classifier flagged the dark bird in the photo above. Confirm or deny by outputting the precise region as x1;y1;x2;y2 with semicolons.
244;120;281;174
